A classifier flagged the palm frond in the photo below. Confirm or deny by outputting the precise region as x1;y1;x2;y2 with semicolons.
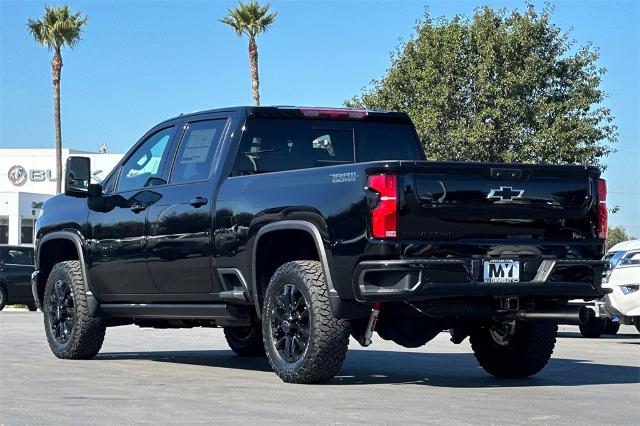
221;1;277;37
26;5;88;49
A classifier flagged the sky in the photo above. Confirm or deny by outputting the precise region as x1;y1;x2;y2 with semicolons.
0;0;638;232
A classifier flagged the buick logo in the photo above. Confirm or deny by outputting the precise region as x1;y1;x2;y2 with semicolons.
8;165;27;186
487;186;524;202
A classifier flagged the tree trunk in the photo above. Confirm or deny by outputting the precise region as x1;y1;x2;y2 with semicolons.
248;36;260;106
51;48;63;194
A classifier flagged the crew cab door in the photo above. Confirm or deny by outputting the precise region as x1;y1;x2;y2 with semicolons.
87;125;177;297
145;117;231;296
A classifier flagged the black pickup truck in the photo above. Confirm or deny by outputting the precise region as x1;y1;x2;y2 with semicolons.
33;106;608;383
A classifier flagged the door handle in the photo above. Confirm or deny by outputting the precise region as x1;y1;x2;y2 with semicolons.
130;204;147;213
190;196;208;208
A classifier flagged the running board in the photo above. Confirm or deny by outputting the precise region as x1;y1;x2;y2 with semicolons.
100;303;250;326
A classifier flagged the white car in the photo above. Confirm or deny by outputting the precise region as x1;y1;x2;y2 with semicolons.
579;239;640;337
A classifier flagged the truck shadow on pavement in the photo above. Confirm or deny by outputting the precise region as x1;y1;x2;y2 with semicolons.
96;349;640;387
557;331;640;340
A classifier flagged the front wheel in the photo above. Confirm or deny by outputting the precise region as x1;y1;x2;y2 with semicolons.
470;320;557;378
262;260;351;384
43;261;106;359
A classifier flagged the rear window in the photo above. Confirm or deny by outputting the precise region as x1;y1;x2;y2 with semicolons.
232;119;423;175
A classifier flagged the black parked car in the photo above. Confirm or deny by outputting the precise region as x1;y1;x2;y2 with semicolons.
32;106;608;383
0;245;36;311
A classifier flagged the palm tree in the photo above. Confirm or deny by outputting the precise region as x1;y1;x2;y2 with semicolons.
27;5;88;194
221;1;277;106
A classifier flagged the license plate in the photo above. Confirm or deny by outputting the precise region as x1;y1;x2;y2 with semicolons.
483;259;520;283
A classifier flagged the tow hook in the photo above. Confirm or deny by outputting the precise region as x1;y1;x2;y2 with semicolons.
360;302;382;347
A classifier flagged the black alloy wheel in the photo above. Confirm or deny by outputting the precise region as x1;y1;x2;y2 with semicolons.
269;283;310;363
263;261;350;383
47;279;75;344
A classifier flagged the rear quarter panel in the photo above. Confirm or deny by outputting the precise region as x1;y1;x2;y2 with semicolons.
214;162;375;299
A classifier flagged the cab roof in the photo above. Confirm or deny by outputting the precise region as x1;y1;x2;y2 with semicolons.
164;106;412;125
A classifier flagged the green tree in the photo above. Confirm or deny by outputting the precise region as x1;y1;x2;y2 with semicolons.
27;5;88;194
347;4;617;168
221;1;277;106
606;226;632;250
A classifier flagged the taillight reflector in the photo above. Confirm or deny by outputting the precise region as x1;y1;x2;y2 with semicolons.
597;178;608;240
368;174;397;239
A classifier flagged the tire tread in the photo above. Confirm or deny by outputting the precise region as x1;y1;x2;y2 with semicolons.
263;260;350;384
470;320;557;378
44;261;106;359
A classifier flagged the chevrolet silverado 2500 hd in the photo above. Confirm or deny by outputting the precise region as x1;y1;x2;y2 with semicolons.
33;106;608;383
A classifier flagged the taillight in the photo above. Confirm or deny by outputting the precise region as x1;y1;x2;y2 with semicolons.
597;178;608;240
368;174;397;238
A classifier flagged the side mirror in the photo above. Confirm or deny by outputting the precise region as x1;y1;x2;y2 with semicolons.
65;156;91;196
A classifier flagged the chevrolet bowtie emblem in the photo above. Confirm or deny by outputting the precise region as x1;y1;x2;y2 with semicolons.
487;186;524;201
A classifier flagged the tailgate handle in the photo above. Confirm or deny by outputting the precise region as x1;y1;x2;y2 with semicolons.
490;168;523;180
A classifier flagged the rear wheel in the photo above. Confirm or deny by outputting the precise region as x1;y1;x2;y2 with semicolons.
43;261;106;359
262;261;350;384
470;320;557;378
223;326;265;356
579;311;605;338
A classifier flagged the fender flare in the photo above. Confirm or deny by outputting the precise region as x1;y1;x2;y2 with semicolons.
35;231;98;314
251;220;337;317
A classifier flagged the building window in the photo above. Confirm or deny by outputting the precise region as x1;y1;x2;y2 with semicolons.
0;217;8;244
21;218;35;245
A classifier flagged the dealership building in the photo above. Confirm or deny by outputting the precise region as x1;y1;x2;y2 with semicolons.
0;148;123;246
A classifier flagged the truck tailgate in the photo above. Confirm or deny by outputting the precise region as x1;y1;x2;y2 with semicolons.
390;161;600;241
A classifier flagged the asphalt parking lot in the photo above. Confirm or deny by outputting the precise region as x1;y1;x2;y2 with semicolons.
1;311;638;425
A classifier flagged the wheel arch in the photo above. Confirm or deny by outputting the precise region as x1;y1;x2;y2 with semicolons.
34;231;95;312
251;220;336;318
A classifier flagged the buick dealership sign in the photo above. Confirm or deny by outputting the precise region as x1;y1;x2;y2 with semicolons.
7;164;57;186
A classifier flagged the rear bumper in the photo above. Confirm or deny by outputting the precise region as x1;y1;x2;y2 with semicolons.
353;258;609;301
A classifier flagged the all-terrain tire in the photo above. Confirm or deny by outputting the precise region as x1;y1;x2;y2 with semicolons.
0;285;6;311
262;260;351;384
603;318;620;335
43;261;106;359
579;311;606;338
224;326;266;356
470;320;557;378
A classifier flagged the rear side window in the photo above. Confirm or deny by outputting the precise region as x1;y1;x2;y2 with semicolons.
232;118;422;175
170;119;227;184
2;248;33;265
